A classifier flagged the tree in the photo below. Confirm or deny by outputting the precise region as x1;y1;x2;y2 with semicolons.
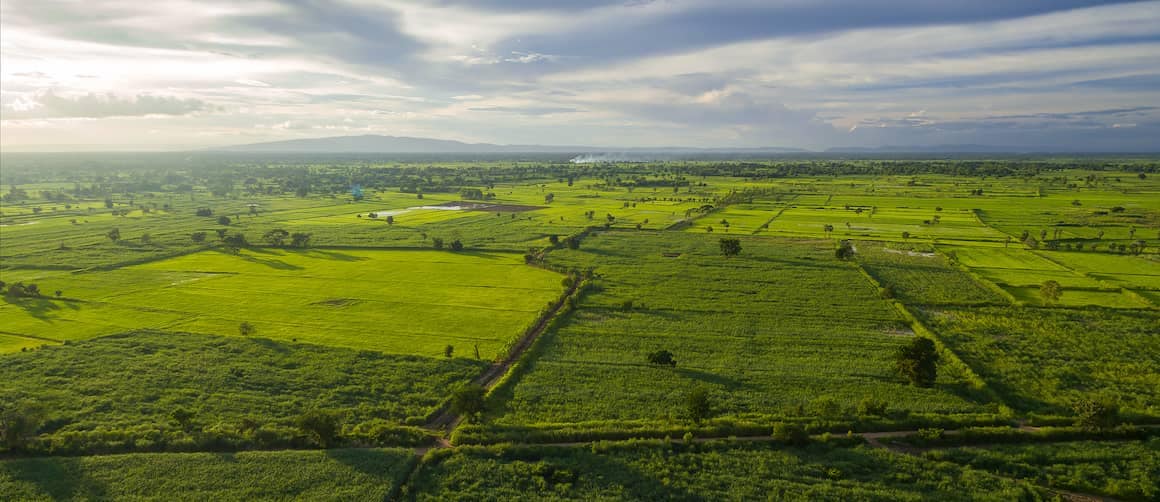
685;387;713;424
191;231;207;243
223;233;247;253
432;237;444;250
1039;280;1062;305
263;228;289;247
106;227;121;242
450;239;464;251
450;383;486;423
835;240;855;260
719;238;742;258
386;215;394;225
823;224;834;236
1072;398;1119;430
239;321;256;336
296;410;341;448
444;344;454;358
0;401;45;450
647;350;677;367
901;231;910;241
544;193;554;204
894;337;939;387
217;215;232;226
290;232;312;248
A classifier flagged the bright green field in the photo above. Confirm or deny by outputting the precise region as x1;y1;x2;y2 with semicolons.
0;448;415;501
0;248;564;358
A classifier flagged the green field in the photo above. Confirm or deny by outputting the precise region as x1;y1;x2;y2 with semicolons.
1;448;415;501
925;439;1160;501
2;155;1158;499
917;307;1160;415
490;232;991;429
1;248;564;358
0;332;481;453
411;441;1042;501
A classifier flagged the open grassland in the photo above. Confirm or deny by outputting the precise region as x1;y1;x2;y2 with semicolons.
411;441;1042;501
925;439;1160;501
0;448;415;502
492;233;992;428
0;248;563;358
916;307;1160;416
0;332;481;453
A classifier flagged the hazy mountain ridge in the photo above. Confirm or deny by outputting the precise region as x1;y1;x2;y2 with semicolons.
211;135;810;154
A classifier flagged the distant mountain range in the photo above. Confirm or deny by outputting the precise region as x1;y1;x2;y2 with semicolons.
210;135;808;154
208;135;1147;155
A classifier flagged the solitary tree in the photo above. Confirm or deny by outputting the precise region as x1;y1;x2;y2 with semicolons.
647;350;677;367
835;240;856;260
239;321;256;336
191;231;207;243
450;239;464;251
444;344;454;358
386;215;395;226
1040;280;1063;305
719;238;742;258
1072;398;1119;430
685;387;713;424
217;215;232;226
432;237;444;250
106;227;121;242
894;337;939;387
450;383;487;423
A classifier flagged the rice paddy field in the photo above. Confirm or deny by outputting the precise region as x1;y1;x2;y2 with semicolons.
1;154;1157;499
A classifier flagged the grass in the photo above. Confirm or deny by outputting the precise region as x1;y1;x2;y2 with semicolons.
410;441;1042;501
0;248;564;358
857;243;1004;305
0;448;415;501
0;331;484;451
925;439;1160;501
916;306;1160;416
490;233;992;427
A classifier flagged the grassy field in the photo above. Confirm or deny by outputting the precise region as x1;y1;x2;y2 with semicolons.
490;232;992;428
924;439;1160;501
916;306;1160;416
0;331;483;452
411;441;1042;501
2;157;1158;498
1;248;564;358
0;448;415;501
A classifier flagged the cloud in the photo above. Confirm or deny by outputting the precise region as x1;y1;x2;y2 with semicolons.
468;105;580;116
3;92;211;119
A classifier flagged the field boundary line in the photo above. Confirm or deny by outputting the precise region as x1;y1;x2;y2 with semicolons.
423;274;583;433
0;330;62;344
851;263;1011;414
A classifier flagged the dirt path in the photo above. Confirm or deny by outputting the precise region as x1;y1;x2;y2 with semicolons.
423;279;580;432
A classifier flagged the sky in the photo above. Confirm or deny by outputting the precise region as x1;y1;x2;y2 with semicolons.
1;0;1159;152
